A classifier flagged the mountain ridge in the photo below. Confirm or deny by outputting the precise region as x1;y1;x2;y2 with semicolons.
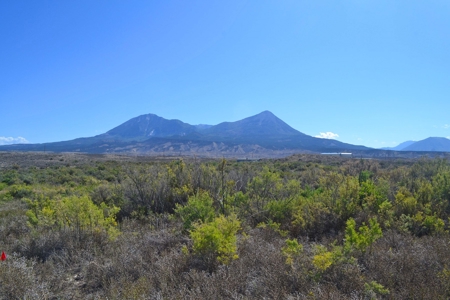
402;137;450;152
381;140;416;151
0;111;376;157
381;137;450;152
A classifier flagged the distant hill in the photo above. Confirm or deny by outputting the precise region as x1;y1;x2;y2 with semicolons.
402;137;450;152
0;111;370;157
382;141;416;151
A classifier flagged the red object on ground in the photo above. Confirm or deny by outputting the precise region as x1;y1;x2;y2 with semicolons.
1;251;6;261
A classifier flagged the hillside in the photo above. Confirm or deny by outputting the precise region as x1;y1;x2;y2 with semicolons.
403;137;450;152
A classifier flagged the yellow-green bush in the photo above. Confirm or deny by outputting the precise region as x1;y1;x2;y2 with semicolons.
344;217;382;254
312;245;334;271
335;175;360;219
282;238;303;265
311;243;348;273
26;195;120;239
174;190;215;230
395;187;418;216
190;214;241;265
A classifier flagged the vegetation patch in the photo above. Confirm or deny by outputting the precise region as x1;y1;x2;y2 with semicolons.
0;152;449;299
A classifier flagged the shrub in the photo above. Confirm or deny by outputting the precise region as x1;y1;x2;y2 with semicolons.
395;187;418;216
344;217;382;254
291;198;338;238
402;211;446;236
265;198;295;225
26;195;120;239
174;190;215;230
190;214;241;265
311;243;348;273
312;245;334;271
281;238;303;265
8;184;34;199
364;280;390;298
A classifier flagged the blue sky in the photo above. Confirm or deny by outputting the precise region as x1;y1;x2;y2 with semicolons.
1;1;449;148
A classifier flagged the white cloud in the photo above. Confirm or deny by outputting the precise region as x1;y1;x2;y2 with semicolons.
443;124;450;129
0;136;30;145
315;132;339;139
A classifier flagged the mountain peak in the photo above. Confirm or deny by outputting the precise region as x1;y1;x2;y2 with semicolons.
201;111;304;139
104;113;196;140
249;110;279;121
257;110;275;116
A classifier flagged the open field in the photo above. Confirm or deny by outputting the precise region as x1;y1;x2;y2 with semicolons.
0;151;449;299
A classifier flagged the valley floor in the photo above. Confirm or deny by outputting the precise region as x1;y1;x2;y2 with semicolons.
0;152;449;299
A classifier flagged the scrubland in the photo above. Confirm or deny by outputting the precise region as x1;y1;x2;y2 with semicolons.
0;152;449;299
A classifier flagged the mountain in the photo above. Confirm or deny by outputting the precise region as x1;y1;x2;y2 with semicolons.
201;111;304;140
102;113;196;140
402;137;450;152
382;140;416;151
0;111;370;157
188;111;368;152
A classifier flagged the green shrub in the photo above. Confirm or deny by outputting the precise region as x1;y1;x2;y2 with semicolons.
225;191;249;216
190;214;241;265
26;195;120;239
364;280;390;298
174;190;215;230
344;217;382;254
257;220;288;237
312;245;335;271
265;198;295;224
0;170;19;186
291;198;337;237
247;167;283;219
395;187;418;216
311;243;348;273
359;179;389;213
282;238;303;265
377;200;395;228
401;211;446;236
8;184;34;199
335;175;360;220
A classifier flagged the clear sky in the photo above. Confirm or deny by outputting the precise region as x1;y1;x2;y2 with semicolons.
1;1;449;148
